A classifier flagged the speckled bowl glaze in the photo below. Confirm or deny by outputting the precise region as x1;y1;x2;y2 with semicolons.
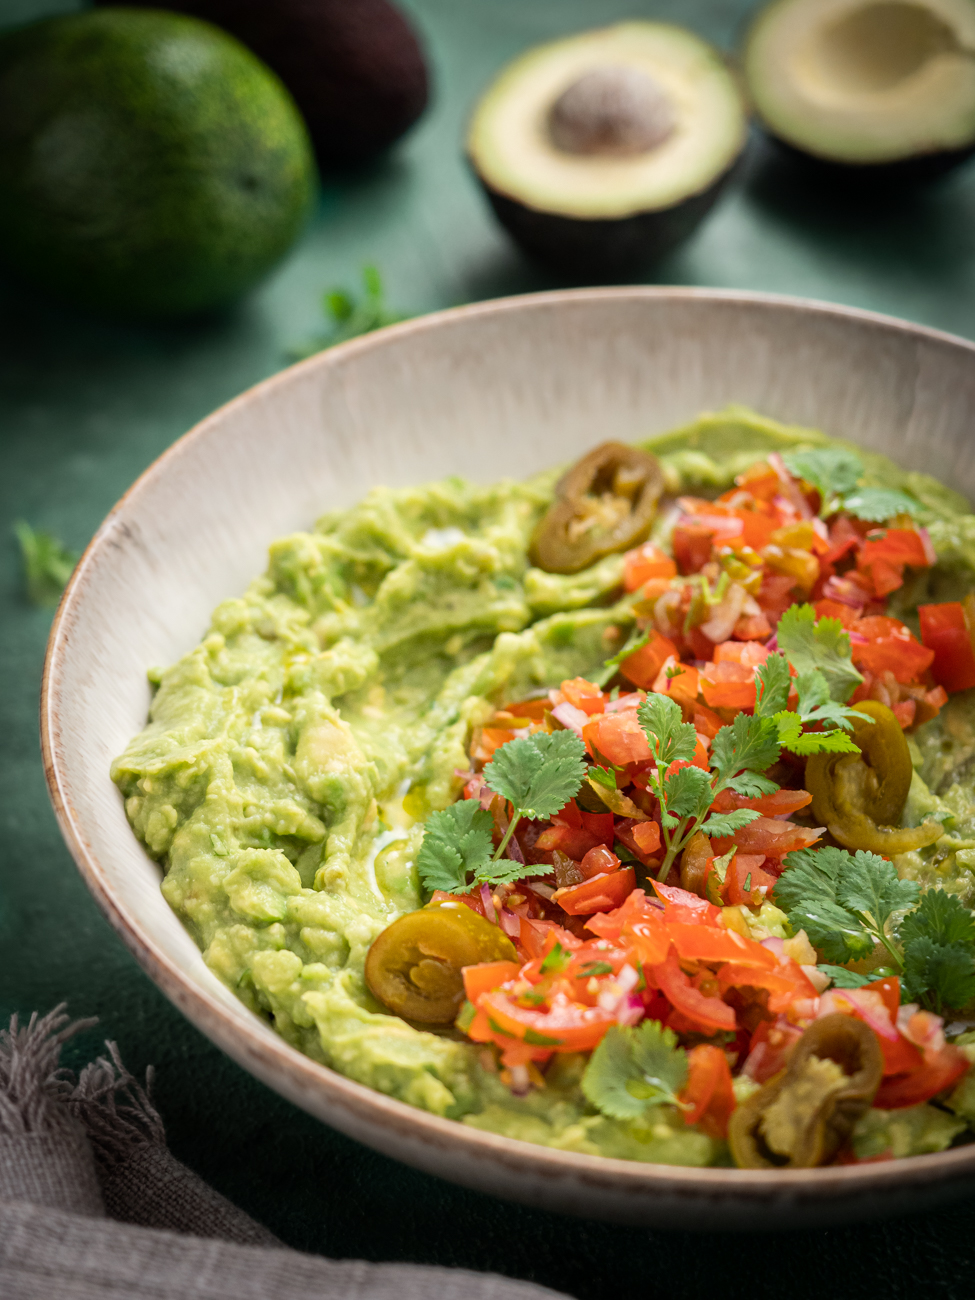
41;289;975;1228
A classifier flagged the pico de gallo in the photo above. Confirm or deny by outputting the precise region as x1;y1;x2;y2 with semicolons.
365;441;975;1169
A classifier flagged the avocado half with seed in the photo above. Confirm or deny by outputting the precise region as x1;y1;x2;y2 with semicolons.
467;23;748;277
743;0;975;182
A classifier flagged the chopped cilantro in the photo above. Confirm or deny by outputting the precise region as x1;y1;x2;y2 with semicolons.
540;941;572;975
776;604;863;703
579;961;615;977
581;1020;688;1120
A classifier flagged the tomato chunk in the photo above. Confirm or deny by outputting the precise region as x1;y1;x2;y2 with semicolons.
623;543;677;591
919;602;975;693
650;945;736;1034
681;1044;736;1139
619;631;678;690
556;869;636;916
583;709;652;766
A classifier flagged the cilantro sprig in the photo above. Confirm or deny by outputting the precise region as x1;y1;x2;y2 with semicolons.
639;639;865;881
15;521;78;607
581;1020;688;1120
416;730;587;895
781;447;921;523
776;847;975;1013
291;266;413;360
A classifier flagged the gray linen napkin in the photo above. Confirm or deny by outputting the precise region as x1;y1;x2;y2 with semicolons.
0;1007;571;1300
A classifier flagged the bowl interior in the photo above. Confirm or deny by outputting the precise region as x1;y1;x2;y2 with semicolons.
42;288;975;1226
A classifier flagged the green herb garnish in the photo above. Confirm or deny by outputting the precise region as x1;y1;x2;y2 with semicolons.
291;265;412;359
581;1020;688;1119
781;447;921;522
14;521;77;607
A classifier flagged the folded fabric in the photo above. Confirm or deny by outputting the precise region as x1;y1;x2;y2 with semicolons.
0;1007;571;1300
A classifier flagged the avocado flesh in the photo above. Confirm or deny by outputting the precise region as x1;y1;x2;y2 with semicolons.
467;22;747;275
745;0;975;171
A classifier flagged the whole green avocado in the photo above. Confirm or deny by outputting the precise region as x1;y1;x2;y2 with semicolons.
0;9;316;319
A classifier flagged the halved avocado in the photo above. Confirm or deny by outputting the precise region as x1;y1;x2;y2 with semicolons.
743;0;975;181
467;23;748;277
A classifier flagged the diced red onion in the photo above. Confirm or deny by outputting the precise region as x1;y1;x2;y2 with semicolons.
761;936;784;955
498;908;521;938
480;883;497;924
551;701;588;736
605;691;643;714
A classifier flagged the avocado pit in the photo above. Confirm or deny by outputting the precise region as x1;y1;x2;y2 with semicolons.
548;65;676;157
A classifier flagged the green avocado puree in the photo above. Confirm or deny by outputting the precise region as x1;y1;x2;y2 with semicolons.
112;407;975;1165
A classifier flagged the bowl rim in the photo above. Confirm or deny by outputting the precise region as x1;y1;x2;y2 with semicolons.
40;284;975;1211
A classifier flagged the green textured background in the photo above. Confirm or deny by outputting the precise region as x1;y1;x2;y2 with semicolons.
5;1;975;1294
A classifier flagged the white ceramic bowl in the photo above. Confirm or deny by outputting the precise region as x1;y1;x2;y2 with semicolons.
42;288;975;1228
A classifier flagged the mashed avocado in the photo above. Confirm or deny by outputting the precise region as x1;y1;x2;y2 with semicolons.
112;407;975;1163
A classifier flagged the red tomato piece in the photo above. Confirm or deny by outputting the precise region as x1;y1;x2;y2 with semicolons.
722;854;777;907
535;823;603;860
733;612;773;642
652;657;700;706
556;868;636;916
735;461;780;502
462;961;522;1002
711;787;813;817
429;889;487;918
718;962;818;1013
873;1046;969;1109
665;922;774;968
814;597;859;627
713;640;770;667
650;879;723;925
918;602;975;693
859;528;931;570
673;522;717;575
631;820;662;856
710;817;823;858
583;709;652;766
580;810;615;849
851;615;935;684
681;1044;736;1139
650;945;736;1034
579;844;620;879
692;703;724;740
518;917;580;961
623;543;677;591
743;1018;803;1083
619;632;678;690
478;989;617;1052
476;728;516;759
698;660;756;711
559;677;606;713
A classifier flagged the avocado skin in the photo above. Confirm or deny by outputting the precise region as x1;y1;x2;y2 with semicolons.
0;10;315;320
765;132;975;189
475;161;741;278
104;0;429;169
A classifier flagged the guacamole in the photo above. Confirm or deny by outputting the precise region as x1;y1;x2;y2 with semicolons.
112;407;975;1166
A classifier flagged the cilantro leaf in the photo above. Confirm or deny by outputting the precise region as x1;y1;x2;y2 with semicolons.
291;265;412;359
842;488;922;522
662;764;713;822
782;447;864;507
789;898;877;964
818;965;874;989
417;800;495;894
725;771;780;797
836;850;920;933
637;693;698;767
475;859;529;888
774;713;861;754
776;604;863;703
588;765;617;792
773;845;845;915
581;1020;688;1120
702;808;762;837
485;730;587;820
15;521;78;607
903;937;975;1012
709;713;781;785
754;653;792;718
899;889;975;949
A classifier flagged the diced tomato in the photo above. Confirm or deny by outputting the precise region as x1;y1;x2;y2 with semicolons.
652;657;700;706
579;844;620;879
874;1046;970;1109
556;868;636;916
651;945;736;1034
477;989;617;1052
733;612;773;641
476;728;516;759
673;522;716;575
711;787;813;817
859;528;931;571
535;822;603;861
757;572;797;621
580;810;615;849
713;640;770;667
698;660;756;710
737;509;779;551
850;615;934;684
623;543;677;592
665;921;773;967
735;460;780;502
631;820;662;856
824;515;863;566
814;597;859;627
863;556;904;597
650;879;723;925
722;854;777;906
711;816;823;859
518;917;580;961
619;632;678;690
681;1045;736;1139
743;1017;803;1083
583;708;652;766
429;889;487;917
462;961;522;1002
692;703;724;740
718;961;819;1014
918;602;975;693
501;697;550;722
559;677;606;713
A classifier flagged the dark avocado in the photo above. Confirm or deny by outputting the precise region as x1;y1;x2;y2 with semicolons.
100;0;429;169
466;23;748;278
743;0;975;184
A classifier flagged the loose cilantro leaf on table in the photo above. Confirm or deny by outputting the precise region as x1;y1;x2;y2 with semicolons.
15;521;78;607
290;265;413;360
581;1021;688;1120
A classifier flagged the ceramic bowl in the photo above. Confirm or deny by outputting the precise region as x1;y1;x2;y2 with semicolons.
41;288;975;1228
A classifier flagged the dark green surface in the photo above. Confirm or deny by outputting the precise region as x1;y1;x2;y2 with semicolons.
6;1;975;1295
